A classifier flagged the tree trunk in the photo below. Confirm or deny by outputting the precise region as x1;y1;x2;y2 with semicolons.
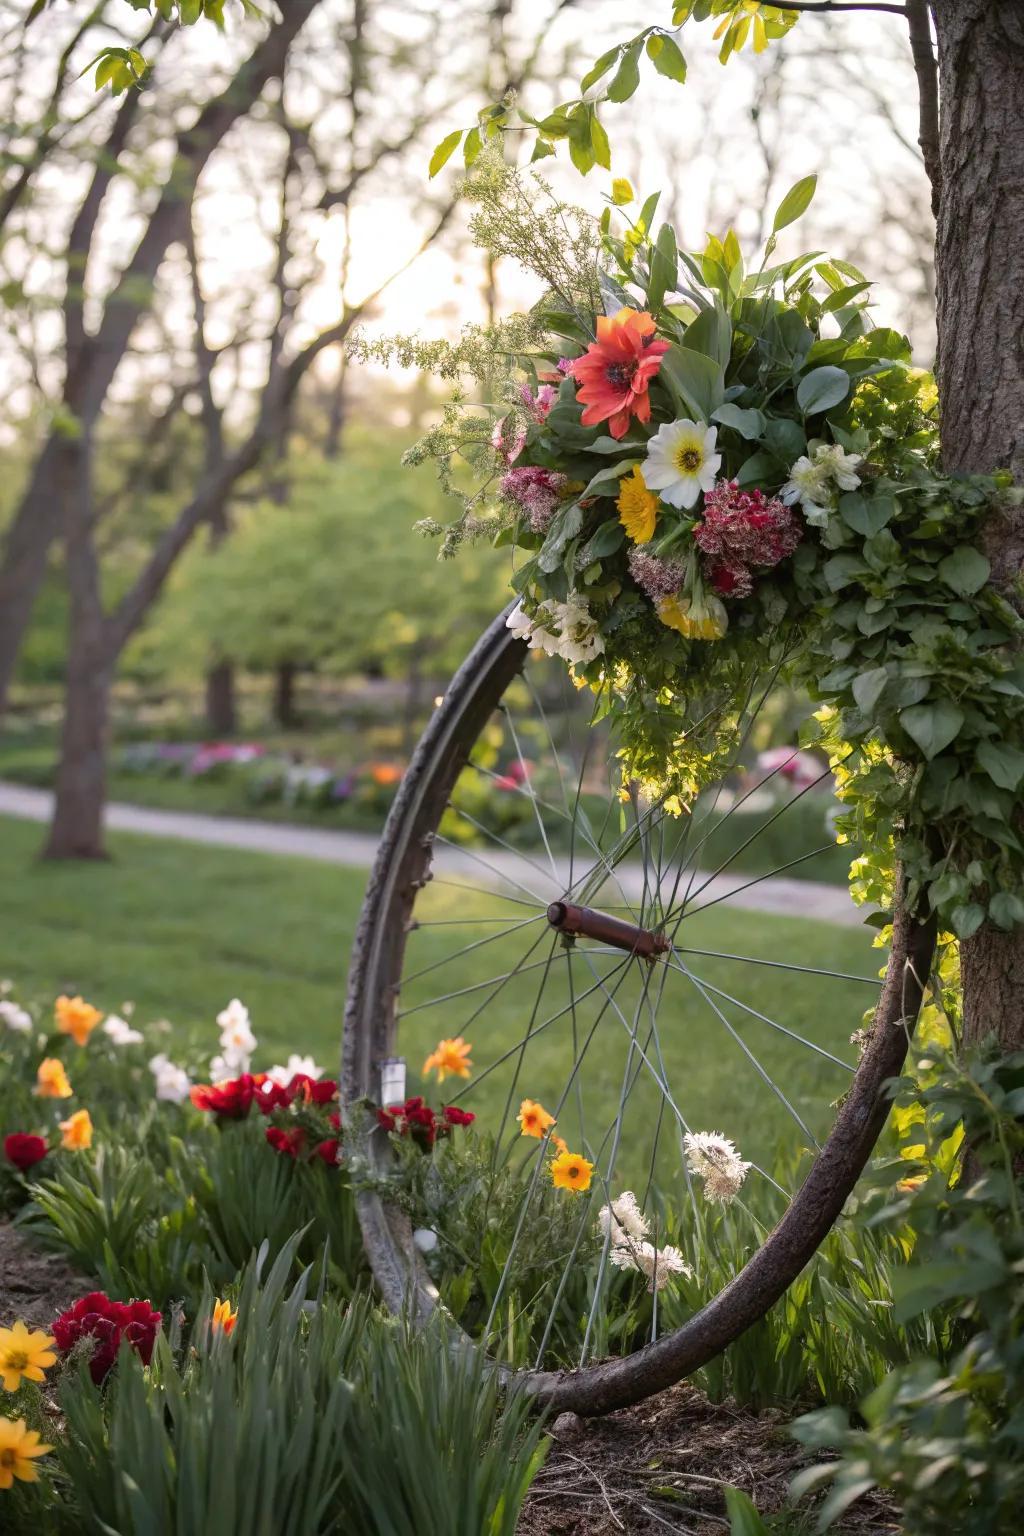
933;0;1024;1047
0;440;62;719
273;661;300;729
43;644;112;861
205;659;237;736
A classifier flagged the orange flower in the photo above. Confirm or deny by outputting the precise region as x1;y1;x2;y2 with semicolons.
54;995;103;1047
551;1135;569;1156
58;1109;93;1151
370;763;403;786
517;1098;556;1139
422;1037;473;1083
35;1058;72;1099
211;1299;237;1336
549;1149;594;1193
569;308;670;440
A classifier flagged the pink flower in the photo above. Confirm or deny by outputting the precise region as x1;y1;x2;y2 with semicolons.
491;414;526;465
693;481;801;598
518;383;557;423
500;466;569;534
627;547;686;601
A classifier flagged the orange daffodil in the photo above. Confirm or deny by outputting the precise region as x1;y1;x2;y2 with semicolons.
569;308;669;440
35;1058;72;1099
422;1037;472;1083
0;1417;51;1489
58;1109;93;1151
0;1322;56;1394
54;994;103;1047
549;1149;594;1193
517;1098;555;1139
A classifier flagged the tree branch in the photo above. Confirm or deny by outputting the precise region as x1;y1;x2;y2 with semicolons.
772;2;908;13
906;0;941;216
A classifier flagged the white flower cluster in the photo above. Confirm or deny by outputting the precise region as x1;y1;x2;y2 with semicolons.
149;1053;190;1104
0;998;32;1033
103;1013;144;1046
597;1191;691;1294
781;442;862;527
210;997;256;1080
683;1131;751;1204
506;592;605;665
266;1053;322;1086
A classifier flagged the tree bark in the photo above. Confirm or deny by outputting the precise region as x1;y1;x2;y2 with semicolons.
933;0;1024;1047
273;661;300;729
205;660;237;736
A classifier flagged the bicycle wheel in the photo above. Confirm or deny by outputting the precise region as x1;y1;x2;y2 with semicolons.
342;604;936;1416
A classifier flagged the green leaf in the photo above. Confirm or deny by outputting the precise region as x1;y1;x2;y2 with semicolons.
938;544;990;596
771;175;817;234
989;891;1024;929
579;459;640;499
684;305;731;368
429;130;462;179
648;33;687;82
796;366;850;415
463;127;482;167
711;403;765;440
977;741;1024;790
852;667;888;715
659;345;724;421
838;492;895;536
647;222;678;311
590;113;611;170
735;452;776;488
530;139;556;162
580;45;620;94
723;1487;771;1536
606;42;642;102
900;699;964;760
579;518;626;562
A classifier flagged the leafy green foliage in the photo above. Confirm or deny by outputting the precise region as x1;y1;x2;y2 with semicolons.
791;1047;1024;1534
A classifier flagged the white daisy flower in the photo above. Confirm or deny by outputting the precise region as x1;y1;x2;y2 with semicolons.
643;419;721;510
266;1054;322;1086
102;1014;144;1046
0;999;32;1033
149;1053;191;1104
609;1239;691;1292
597;1191;650;1246
683;1130;751;1204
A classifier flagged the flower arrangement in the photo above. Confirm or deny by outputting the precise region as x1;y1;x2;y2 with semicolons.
362;155;1024;932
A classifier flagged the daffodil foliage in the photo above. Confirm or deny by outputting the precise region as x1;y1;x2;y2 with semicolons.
382;160;1024;935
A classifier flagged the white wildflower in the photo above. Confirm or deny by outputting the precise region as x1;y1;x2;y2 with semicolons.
506;600;561;656
683;1130;751;1204
149;1053;191;1104
0;999;32;1033
103;1014;144;1046
597;1191;650;1246
266;1054;322;1086
817;442;863;490
552;592;605;665
781;442;863;525
609;1239;691;1292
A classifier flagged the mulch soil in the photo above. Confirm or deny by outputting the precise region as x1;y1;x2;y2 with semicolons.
517;1384;899;1535
0;1220;84;1331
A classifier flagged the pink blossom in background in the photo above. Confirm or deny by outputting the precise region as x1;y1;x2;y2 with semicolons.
755;747;827;791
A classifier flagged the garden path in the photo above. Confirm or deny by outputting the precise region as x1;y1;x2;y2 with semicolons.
0;780;861;926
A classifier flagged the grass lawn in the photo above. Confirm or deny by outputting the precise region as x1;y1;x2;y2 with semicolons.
0;813;879;1176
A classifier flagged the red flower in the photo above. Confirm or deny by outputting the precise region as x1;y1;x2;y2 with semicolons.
53;1292;161;1383
376;1107;398;1132
694;481;801;598
442;1106;476;1127
287;1074;338;1106
328;1111;342;1131
190;1074;265;1119
312;1138;341;1166
254;1079;291;1114
265;1126;305;1158
4;1133;48;1172
707;561;754;598
569;308;670;440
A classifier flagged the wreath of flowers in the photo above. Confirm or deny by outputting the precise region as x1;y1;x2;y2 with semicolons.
356;158;1024;935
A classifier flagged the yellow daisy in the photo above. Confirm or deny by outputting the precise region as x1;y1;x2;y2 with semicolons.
0;1323;56;1394
0;1416;52;1489
616;465;658;543
517;1098;556;1139
422;1037;473;1083
656;591;728;641
549;1149;594;1193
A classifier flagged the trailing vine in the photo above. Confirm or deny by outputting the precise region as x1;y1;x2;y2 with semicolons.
353;155;1024;936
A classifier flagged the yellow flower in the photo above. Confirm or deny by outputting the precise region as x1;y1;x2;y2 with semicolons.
616;465;658;543
54;995;103;1047
549;1149;594;1193
517;1098;556;1139
211;1299;237;1336
0;1323;56;1394
422;1037;473;1083
0;1417;51;1489
35;1058;72;1099
656;591;728;641
58;1109;93;1151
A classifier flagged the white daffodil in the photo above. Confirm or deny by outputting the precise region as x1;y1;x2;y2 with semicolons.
216;998;257;1060
0;999;32;1033
267;1054;322;1086
643;419;721;510
149;1053;191;1104
216;997;251;1036
102;1014;144;1046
